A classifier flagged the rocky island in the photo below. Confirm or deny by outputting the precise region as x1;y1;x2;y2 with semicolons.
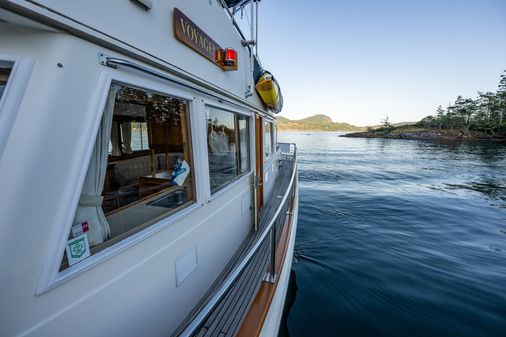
346;70;506;141
342;126;506;141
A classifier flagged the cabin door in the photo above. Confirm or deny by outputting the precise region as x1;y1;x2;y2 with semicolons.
254;114;264;230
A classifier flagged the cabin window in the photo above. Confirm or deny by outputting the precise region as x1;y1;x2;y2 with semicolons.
60;83;195;271
207;107;250;194
265;121;273;158
0;62;13;100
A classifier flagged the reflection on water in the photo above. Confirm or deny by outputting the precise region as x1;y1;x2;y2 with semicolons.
278;132;506;337
444;181;506;201
278;270;298;337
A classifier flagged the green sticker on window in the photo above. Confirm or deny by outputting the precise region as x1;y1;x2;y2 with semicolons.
66;233;91;266
69;237;86;258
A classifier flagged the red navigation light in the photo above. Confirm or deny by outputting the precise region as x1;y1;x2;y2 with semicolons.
214;48;238;71
224;48;237;66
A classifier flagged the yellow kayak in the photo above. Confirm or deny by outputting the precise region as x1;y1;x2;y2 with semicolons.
255;71;283;112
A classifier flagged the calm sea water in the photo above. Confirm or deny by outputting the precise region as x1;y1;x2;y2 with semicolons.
278;132;506;337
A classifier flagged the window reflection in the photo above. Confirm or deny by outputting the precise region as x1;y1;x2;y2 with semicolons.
238;117;250;174
0;64;12;100
60;83;195;271
207;107;250;193
265;121;273;158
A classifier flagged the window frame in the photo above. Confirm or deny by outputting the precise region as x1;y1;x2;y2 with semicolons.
0;55;34;158
237;115;251;175
204;102;253;201
37;70;203;294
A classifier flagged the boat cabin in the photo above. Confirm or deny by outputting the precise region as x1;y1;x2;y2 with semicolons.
0;1;297;336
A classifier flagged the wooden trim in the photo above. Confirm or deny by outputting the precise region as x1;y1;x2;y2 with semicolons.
173;8;222;67
108;149;151;162
103;183;180;217
236;205;295;337
92;200;194;254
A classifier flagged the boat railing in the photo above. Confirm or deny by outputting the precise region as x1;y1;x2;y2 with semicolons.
279;142;296;158
175;142;297;337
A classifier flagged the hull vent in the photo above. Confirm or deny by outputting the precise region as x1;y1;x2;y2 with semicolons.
176;245;198;287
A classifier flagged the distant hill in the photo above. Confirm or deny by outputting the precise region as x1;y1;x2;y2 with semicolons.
277;114;365;132
298;114;334;123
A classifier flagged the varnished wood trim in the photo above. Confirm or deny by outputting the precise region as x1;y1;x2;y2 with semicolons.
236;210;294;337
104;183;180;216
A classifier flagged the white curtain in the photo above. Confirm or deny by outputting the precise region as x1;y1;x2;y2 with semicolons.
110;121;122;156
121;122;133;154
73;87;117;246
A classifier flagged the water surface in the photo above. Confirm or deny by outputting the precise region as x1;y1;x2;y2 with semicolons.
278;132;506;337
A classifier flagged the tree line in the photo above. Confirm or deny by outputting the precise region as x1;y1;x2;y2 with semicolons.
417;71;506;135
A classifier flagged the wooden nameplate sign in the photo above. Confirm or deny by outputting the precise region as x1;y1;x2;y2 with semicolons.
174;8;237;71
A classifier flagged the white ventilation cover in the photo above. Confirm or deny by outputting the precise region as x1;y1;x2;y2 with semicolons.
176;245;198;287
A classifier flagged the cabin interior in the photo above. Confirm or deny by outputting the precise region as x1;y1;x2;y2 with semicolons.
58;81;262;271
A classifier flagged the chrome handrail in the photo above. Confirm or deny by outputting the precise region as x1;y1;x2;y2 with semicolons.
98;55;271;116
175;143;297;337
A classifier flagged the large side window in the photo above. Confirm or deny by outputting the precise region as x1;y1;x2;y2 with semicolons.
264;121;273;158
0;61;13;100
60;83;195;270
207;107;250;194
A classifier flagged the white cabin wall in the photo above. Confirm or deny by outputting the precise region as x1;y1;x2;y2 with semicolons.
24;0;263;105
18;180;253;337
0;26;254;336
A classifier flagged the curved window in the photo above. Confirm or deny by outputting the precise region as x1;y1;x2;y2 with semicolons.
60;83;195;270
207;107;250;194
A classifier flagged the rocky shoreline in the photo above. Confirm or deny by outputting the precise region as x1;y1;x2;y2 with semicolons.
341;129;506;141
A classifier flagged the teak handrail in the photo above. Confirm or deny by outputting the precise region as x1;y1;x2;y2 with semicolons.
175;143;297;337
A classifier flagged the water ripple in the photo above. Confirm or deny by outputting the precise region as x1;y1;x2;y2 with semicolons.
279;132;506;337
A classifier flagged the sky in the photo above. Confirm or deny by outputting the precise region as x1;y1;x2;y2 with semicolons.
236;0;506;126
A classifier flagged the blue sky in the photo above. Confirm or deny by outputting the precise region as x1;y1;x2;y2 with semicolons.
238;0;506;126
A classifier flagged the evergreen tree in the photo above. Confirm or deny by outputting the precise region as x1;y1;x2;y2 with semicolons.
414;70;505;136
380;115;393;132
497;71;506;132
436;105;445;129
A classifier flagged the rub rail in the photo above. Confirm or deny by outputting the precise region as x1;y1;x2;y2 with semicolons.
175;143;297;337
